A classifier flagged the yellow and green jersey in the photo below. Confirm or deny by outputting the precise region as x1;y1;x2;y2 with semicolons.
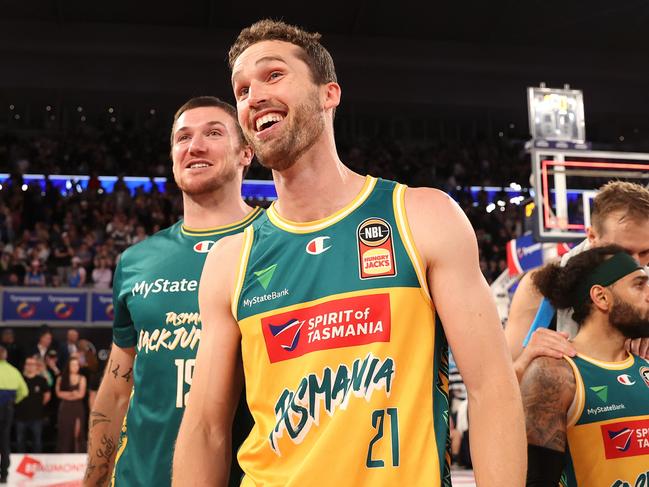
561;353;649;487
234;176;450;487
111;209;263;487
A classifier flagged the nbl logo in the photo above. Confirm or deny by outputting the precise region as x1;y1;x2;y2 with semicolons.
356;218;397;280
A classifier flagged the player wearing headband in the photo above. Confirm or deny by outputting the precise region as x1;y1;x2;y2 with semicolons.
506;181;649;381
521;245;649;487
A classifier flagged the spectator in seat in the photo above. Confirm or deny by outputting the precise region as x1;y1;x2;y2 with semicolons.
67;256;86;287
24;259;46;287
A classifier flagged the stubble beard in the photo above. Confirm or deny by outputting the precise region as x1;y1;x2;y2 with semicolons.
174;162;238;197
249;92;325;171
609;295;649;339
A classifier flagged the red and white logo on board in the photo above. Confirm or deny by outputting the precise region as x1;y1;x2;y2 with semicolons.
356;218;397;280
16;455;42;479
261;293;391;363
306;236;331;255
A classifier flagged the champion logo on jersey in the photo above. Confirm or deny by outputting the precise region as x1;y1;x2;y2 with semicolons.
617;374;636;386
306;236;331;255
641;366;649;388
193;240;215;253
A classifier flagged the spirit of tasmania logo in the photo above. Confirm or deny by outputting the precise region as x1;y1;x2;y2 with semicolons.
601;418;649;459
261;294;391;363
269;353;395;455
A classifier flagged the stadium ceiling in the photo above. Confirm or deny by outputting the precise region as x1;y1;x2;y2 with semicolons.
3;0;649;50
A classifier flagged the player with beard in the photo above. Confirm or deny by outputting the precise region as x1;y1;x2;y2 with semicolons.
506;181;649;381
522;245;649;487
83;97;262;487
173;20;525;487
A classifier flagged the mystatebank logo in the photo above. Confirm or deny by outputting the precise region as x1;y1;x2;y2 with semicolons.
131;278;198;299
242;288;289;308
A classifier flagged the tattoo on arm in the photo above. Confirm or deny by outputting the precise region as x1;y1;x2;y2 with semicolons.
111;362;120;379
520;357;575;452
90;411;111;428
121;367;133;382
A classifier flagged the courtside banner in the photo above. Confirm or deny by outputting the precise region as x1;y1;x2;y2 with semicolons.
2;289;87;323
91;292;114;322
8;453;85;486
506;233;543;276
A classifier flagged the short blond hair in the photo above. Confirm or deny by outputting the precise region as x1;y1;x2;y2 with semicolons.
591;181;649;234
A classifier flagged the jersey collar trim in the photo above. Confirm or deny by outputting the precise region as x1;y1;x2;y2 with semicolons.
180;207;262;236
575;351;634;370
266;176;376;234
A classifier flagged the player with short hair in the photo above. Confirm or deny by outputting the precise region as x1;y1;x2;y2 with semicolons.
522;245;649;486
506;181;649;380
83;96;262;487
173;19;525;487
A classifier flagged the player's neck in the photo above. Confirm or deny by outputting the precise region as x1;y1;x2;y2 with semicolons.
571;317;629;362
182;184;253;230
271;134;366;222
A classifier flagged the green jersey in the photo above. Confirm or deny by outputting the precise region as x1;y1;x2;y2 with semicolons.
111;209;263;487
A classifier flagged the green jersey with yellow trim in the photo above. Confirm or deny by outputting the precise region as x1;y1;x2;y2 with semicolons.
111;208;263;487
561;353;649;487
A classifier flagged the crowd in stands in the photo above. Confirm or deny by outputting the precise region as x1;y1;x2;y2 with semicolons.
0;117;531;459
1;122;529;289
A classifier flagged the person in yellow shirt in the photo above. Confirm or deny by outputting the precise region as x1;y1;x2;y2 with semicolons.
0;345;28;484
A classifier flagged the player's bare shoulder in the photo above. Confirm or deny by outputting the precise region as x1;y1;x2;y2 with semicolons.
403;186;477;265
200;232;248;307
520;356;576;450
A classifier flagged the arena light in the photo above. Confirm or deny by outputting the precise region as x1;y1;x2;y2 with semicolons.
21;184;27;191
486;203;496;213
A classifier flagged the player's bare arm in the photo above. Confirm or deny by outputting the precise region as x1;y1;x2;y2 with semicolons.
172;234;245;486
505;271;543;360
405;187;526;486
505;272;577;381
520;356;575;486
83;344;135;487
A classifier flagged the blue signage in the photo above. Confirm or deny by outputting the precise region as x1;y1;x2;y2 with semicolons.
2;290;88;322
91;293;114;322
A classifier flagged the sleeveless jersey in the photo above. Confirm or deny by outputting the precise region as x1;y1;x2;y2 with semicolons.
111;208;263;487
561;353;649;487
234;176;450;487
